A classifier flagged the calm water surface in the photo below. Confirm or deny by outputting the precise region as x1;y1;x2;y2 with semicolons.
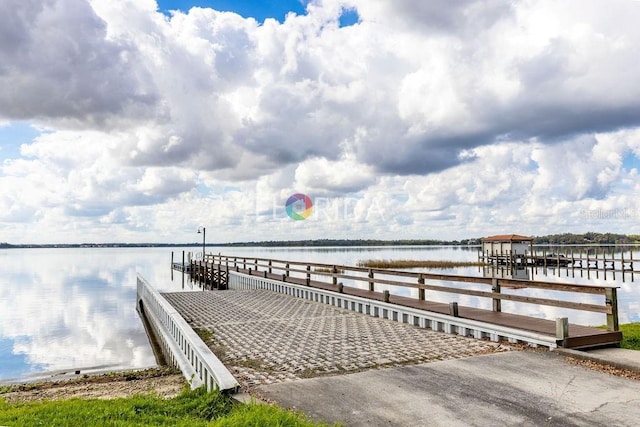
1;245;639;382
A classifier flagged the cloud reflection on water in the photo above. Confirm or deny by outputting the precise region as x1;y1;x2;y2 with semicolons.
0;248;179;380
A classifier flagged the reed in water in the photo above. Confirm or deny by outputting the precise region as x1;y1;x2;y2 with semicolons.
357;259;487;269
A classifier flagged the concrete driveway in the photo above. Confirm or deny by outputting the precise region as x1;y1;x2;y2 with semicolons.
256;351;640;426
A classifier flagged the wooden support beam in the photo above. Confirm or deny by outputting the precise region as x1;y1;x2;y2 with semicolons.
606;288;619;331
556;317;569;347
449;302;459;317
492;278;501;313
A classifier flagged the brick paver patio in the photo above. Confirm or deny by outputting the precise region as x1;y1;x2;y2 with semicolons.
163;289;506;389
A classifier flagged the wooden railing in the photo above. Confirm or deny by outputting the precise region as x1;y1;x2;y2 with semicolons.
205;254;620;331
478;249;637;280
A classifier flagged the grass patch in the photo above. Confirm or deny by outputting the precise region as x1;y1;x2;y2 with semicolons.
194;328;214;342
619;323;640;350
192;328;229;361
234;357;275;373
357;259;487;269
0;386;334;426
596;323;640;350
210;401;329;426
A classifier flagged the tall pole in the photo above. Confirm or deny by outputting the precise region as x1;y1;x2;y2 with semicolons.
198;226;206;259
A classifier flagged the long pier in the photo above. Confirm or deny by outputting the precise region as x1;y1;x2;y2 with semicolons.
187;254;621;350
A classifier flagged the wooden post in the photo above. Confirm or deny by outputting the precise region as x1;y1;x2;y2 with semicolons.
205;259;210;289
268;260;272;274
383;290;390;303
306;265;311;286
418;276;425;301
570;249;575;278
492;278;501;312
528;250;535;279
286;263;290;277
338;283;344;293
368;269;374;292
612;250;616;281
449;302;459;317
556;317;569;347
332;266;338;286
606;288;619;331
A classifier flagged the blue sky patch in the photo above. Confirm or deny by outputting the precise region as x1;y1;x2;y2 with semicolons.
622;152;640;171
0;122;40;161
157;0;308;22
339;7;359;27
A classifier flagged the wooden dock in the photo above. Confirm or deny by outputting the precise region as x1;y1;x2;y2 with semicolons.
479;249;637;281
186;254;622;350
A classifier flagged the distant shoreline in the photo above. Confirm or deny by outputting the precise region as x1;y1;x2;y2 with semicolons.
2;232;640;249
0;240;477;249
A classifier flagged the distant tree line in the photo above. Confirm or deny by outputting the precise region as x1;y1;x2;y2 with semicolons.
223;239;479;247
2;233;640;249
532;232;640;245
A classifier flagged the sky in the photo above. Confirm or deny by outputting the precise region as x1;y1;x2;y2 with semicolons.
1;0;640;244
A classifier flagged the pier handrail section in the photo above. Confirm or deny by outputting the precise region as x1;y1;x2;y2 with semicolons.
204;254;619;331
136;274;238;392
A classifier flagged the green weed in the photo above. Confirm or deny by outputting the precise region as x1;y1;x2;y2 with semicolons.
0;386;333;426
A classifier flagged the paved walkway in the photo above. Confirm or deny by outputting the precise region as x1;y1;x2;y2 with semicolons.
256;351;640;426
163;289;504;389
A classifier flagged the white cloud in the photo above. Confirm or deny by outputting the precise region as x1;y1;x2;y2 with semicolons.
1;0;640;243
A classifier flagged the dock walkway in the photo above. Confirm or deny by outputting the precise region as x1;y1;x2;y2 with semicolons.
190;255;621;349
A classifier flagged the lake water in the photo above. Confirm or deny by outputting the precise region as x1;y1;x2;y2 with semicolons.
1;245;639;383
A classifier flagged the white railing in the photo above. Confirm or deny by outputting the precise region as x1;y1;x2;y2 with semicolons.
136;274;238;392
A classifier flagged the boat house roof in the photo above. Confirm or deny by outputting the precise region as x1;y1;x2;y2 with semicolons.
481;234;534;242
